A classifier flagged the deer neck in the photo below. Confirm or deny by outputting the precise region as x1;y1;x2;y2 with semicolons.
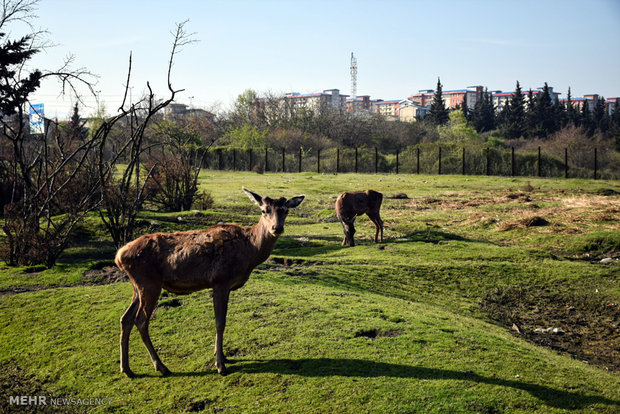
249;218;280;266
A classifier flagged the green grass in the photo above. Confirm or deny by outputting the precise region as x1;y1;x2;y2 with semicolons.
1;172;619;413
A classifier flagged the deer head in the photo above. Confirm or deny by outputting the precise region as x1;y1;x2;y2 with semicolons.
243;187;305;237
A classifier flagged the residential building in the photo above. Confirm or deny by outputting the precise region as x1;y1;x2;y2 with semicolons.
346;95;373;113
493;86;560;110
282;89;348;112
374;99;401;120
398;100;430;122
408;86;484;110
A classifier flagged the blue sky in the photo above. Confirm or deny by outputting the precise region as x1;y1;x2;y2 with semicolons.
18;0;620;119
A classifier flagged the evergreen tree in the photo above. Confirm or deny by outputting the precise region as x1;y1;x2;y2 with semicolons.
503;80;526;139
428;77;449;126
472;88;495;133
64;103;89;141
0;32;42;115
609;100;620;151
566;87;578;126
580;99;593;135
461;92;470;121
529;83;558;138
593;96;609;134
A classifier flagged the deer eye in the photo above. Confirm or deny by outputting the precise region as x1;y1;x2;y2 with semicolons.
263;207;271;215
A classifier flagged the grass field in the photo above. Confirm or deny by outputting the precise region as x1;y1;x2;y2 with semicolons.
1;171;619;413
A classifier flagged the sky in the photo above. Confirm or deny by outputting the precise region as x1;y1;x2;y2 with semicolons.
10;0;620;119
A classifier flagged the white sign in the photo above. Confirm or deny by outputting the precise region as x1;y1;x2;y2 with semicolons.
29;103;44;134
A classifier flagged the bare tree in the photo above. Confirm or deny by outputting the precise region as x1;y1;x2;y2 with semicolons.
96;20;196;247
1;0;100;267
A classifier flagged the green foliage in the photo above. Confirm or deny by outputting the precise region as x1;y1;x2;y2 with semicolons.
427;77;450;126
438;109;480;142
223;124;267;149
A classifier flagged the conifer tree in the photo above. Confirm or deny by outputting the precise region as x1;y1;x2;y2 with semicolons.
581;99;593;135
472;88;495;133
0;32;42;115
461;92;470;121
529;83;558;138
503;81;526;139
428;77;449;126
565;87;578;126
593;96;609;134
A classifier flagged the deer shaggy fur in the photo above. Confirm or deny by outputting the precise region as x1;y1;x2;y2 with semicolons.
115;187;304;377
335;189;384;247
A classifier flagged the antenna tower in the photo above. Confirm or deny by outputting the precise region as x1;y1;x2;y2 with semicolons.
350;52;357;101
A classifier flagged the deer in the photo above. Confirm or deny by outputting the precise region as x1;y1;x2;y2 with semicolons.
335;189;383;247
115;187;305;377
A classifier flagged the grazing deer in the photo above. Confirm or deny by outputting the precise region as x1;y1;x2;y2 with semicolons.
335;190;383;247
115;187;305;377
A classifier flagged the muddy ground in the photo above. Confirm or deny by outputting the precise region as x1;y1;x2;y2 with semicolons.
481;285;619;372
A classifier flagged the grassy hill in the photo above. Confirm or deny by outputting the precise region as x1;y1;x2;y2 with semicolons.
1;171;619;413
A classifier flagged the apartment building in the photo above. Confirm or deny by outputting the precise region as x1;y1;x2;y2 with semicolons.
374;100;401;120
492;86;560;109
408;86;484;110
283;89;348;112
399;100;430;122
346;95;373;112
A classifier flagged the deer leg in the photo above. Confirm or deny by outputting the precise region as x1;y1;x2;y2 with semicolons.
120;288;139;378
212;286;230;375
339;218;349;246
135;285;171;376
368;213;384;243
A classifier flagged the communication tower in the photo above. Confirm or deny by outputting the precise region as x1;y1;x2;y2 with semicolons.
350;52;357;101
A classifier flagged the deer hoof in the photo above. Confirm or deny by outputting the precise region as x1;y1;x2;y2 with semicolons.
122;368;135;378
156;363;171;376
218;366;229;376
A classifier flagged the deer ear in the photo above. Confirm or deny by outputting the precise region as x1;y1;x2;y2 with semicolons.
243;187;263;206
286;195;305;209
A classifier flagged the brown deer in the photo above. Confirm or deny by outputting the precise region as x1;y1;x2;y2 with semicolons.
115;187;305;377
335;190;383;247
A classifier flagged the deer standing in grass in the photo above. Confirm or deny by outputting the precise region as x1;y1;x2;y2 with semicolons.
335;190;383;247
115;188;305;377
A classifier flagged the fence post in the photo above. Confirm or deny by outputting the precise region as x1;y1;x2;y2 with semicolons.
298;147;302;173
233;149;236;171
537;146;541;177
374;147;378;173
462;147;465;175
438;146;442;175
594;147;598;179
317;149;321;173
396;148;399;174
265;147;269;172
281;148;285;172
511;147;515;177
218;148;223;170
417;147;420;174
486;148;490;176
564;148;568;179
337;148;340;173
355;147;358;173
249;148;253;171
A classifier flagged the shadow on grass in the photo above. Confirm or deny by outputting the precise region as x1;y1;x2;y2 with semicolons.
215;358;617;410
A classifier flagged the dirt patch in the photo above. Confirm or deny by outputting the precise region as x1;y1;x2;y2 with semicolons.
496;216;550;231
0;266;128;298
480;286;620;372
82;266;128;285
0;361;81;413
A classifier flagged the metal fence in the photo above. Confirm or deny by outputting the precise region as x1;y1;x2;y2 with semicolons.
201;145;616;179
